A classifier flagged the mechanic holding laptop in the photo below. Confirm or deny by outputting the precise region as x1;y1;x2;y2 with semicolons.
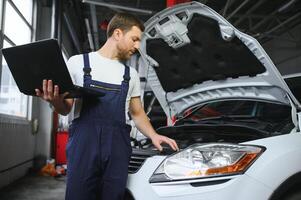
35;13;179;200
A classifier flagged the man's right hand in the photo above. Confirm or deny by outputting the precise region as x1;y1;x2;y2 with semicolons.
35;79;73;115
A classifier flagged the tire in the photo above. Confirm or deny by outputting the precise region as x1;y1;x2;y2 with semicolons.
284;190;301;200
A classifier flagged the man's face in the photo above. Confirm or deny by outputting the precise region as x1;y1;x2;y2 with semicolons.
116;26;142;61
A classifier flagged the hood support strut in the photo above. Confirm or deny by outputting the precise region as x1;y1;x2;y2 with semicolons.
288;95;299;132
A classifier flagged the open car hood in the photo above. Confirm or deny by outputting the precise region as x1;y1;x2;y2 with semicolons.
138;1;300;123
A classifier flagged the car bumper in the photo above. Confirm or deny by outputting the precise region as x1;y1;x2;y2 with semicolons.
126;156;273;200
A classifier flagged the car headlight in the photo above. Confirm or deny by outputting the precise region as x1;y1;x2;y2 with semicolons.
149;143;264;183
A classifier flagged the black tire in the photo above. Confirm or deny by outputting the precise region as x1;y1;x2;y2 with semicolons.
283;190;301;200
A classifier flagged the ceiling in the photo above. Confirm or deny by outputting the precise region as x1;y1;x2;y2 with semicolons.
74;0;301;49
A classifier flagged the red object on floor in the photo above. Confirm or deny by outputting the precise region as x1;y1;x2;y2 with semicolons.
166;0;191;7
56;131;69;165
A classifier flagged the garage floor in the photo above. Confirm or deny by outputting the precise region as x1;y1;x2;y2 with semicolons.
0;173;66;200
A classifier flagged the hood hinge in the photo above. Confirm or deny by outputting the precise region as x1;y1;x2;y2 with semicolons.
288;95;300;132
138;49;159;68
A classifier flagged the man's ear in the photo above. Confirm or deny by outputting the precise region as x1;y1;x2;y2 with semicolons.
113;28;123;41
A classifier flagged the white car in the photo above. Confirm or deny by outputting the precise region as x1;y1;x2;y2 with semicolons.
125;2;301;200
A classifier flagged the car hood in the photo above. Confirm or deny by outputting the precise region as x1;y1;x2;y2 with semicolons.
138;1;300;123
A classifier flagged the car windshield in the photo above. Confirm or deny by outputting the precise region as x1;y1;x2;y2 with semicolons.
179;100;293;134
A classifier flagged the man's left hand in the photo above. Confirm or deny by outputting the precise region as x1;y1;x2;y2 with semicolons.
150;134;179;152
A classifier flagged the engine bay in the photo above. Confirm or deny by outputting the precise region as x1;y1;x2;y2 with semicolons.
131;124;274;155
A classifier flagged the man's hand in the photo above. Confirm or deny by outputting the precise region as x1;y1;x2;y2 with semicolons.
129;97;179;152
35;80;68;104
35;79;73;115
150;133;179;152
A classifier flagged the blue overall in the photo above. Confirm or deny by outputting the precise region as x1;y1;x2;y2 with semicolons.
65;53;132;200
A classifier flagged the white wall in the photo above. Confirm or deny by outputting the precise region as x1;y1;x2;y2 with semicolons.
33;100;53;161
0;117;35;188
0;95;53;189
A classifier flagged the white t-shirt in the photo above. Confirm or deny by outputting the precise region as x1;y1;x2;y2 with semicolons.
67;51;141;124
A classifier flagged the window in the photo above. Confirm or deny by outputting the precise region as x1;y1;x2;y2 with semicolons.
0;0;34;118
11;0;33;24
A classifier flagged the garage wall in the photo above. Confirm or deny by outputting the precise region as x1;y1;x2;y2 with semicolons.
0;2;53;189
0;117;35;188
263;23;301;76
0;0;85;189
33;1;53;166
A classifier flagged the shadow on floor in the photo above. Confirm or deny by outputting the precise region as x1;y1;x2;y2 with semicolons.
0;173;66;200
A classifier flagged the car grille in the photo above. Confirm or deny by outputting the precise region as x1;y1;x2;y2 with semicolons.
128;149;157;174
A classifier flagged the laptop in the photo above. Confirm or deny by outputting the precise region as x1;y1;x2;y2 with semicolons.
1;39;104;98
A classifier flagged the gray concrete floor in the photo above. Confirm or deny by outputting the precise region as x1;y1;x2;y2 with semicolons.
0;173;66;200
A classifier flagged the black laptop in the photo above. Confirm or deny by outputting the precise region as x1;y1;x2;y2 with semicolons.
1;39;104;98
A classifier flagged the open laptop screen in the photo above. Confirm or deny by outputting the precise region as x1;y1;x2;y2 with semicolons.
1;39;103;98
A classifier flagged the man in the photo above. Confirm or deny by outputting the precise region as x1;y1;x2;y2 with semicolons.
35;13;179;200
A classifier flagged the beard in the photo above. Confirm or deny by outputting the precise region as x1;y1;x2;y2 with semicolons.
116;44;132;62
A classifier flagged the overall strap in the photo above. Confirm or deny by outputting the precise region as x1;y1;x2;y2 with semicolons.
83;53;92;87
122;65;131;84
121;65;131;122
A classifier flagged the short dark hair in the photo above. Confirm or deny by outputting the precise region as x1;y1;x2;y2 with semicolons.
107;13;145;38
